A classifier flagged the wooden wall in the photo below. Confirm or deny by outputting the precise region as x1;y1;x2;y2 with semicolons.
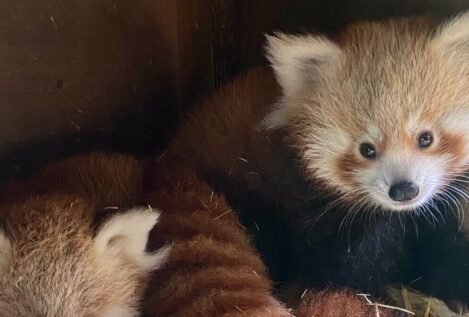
2;0;469;181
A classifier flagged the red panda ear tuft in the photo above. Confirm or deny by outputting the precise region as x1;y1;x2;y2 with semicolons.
94;207;170;271
263;33;342;129
265;33;342;97
432;11;469;62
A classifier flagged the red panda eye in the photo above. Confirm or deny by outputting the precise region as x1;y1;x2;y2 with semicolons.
359;143;377;159
418;132;433;148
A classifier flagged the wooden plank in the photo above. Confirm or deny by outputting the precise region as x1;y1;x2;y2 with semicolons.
0;0;175;145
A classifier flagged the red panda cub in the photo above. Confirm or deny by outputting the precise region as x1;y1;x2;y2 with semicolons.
168;11;469;310
263;14;469;213
0;154;169;317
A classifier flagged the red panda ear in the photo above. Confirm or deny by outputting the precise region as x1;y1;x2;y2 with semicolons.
94;207;170;271
265;33;343;97
263;33;342;129
432;11;469;61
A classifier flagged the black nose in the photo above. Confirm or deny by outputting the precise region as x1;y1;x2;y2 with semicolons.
388;182;420;202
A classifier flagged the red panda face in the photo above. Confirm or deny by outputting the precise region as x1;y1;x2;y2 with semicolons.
264;14;469;212
333;124;469;211
284;104;469;212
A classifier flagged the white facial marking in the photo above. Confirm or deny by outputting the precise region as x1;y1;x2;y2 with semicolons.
360;153;448;211
367;125;384;143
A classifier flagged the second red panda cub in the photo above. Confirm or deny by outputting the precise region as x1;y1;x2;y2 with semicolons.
0;155;169;317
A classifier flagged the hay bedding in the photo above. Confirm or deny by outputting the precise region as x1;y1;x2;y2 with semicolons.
386;286;468;317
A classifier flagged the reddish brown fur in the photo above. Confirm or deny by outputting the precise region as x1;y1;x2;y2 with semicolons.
297;290;403;317
170;67;283;194
142;151;292;317
1;153;144;208
138;67;309;316
428;131;467;163
0;196;148;316
0;154;164;316
336;151;367;187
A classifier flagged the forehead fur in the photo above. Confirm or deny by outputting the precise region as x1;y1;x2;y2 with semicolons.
292;17;469;144
1;196;93;246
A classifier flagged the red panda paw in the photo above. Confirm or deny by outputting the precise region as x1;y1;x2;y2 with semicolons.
296;289;404;317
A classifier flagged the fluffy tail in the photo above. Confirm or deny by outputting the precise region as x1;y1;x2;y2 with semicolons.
143;152;292;317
